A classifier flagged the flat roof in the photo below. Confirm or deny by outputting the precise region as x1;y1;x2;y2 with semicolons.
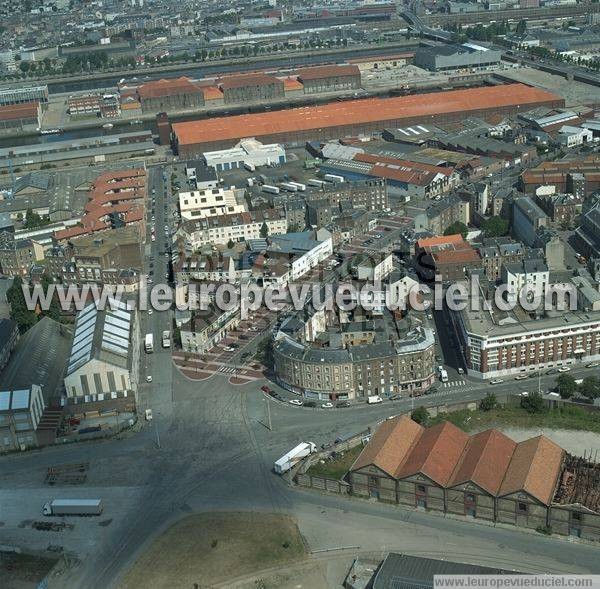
173;84;562;147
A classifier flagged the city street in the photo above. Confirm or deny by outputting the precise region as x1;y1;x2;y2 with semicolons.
1;346;600;589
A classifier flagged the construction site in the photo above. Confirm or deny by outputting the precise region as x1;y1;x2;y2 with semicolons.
551;452;600;540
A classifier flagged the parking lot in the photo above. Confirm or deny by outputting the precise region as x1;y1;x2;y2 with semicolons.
172;306;275;383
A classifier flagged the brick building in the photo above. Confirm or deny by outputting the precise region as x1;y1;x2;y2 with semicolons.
218;73;284;105
296;64;361;94
348;415;600;540
137;77;205;113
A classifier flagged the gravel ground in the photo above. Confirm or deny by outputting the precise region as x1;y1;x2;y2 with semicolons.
473;425;600;457
499;67;600;107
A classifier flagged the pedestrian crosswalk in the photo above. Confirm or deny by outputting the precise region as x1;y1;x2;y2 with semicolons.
218;365;237;374
442;379;467;388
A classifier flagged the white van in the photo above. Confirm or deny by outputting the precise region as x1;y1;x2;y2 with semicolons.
368;395;383;404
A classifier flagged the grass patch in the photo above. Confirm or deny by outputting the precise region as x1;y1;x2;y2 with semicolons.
428;405;600;433
120;512;306;589
307;444;363;480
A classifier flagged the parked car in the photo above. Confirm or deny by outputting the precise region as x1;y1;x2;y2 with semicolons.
586;362;600;368
336;401;350;408
490;379;504;385
223;346;235;352
288;399;303;406
304;401;316;408
146;375;153;383
514;374;528;380
558;366;571;373
389;394;402;401
546;368;558;375
321;402;334;409
261;385;272;394
457;368;464;374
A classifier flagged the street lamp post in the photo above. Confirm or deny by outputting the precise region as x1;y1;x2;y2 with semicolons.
266;396;272;431
154;416;161;449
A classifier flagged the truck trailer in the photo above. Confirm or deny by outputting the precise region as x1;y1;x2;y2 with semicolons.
324;173;344;184
280;182;299;192
273;442;316;474
43;499;103;516
288;181;306;191
262;185;280;195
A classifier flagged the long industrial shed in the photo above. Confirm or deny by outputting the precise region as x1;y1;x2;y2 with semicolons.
173;83;564;156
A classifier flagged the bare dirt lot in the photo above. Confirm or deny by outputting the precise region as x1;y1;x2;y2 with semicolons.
120;512;307;589
0;550;58;589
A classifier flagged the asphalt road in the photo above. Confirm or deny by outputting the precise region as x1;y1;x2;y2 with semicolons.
1;354;599;589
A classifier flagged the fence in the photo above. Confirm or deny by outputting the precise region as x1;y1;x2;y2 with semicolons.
296;472;350;495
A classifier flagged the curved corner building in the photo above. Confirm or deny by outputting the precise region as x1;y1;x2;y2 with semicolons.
273;312;436;402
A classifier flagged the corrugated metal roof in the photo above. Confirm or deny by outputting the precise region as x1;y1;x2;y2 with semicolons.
174;84;561;146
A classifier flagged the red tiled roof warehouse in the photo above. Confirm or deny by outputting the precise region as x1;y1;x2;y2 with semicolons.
173;83;564;155
55;168;147;242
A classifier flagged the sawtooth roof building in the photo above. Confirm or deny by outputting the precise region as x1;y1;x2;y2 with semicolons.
63;300;140;399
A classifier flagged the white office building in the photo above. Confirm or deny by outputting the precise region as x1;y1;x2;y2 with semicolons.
557;125;593;148
179;187;246;220
203;138;286;172
501;259;549;307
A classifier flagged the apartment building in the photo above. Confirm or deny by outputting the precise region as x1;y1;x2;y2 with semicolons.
178;187;246;221
178;209;287;248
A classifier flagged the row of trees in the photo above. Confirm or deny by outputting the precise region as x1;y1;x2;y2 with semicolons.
7;34;352;81
556;373;600;401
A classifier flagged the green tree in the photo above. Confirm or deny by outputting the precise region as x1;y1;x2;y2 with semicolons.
444;221;468;239
260;222;269;238
521;391;545;414
255;338;273;368
556;373;577;399
515;19;527;35
579;375;600;400
227;239;235;249
481;216;509;238
6;277;38;333
23;208;50;229
479;392;497;412
411;406;429;425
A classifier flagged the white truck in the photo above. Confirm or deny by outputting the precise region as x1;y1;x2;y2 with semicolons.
440;368;449;383
145;333;154;353
273;442;316;474
244;162;256;172
367;395;383;404
162;330;171;348
43;499;103;516
262;185;280;195
289;181;306;191
307;179;325;188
